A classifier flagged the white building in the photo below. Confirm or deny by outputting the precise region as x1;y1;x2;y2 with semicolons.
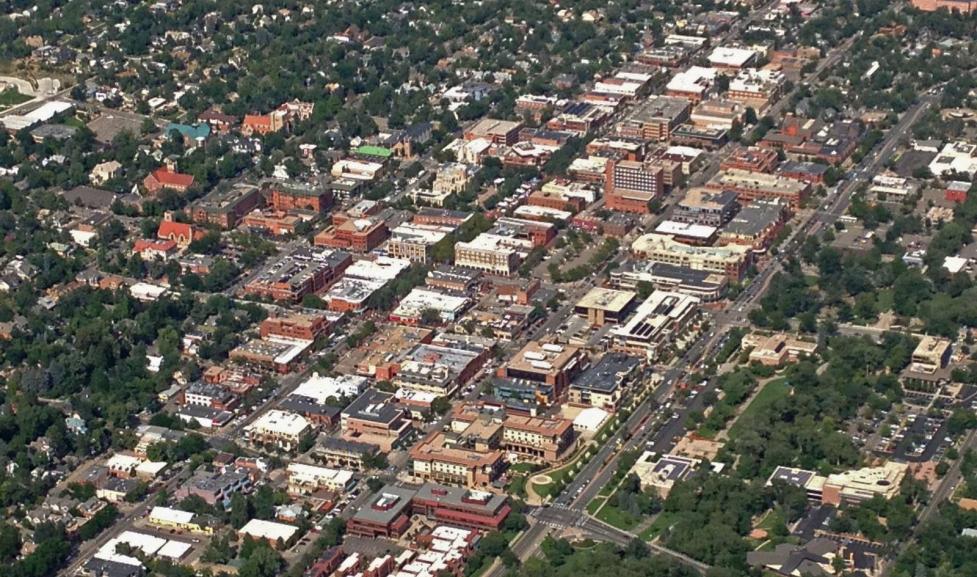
611;290;701;361
286;463;355;494
244;409;312;451
238;518;299;545
928;141;977;178
391;288;471;323
292;373;368;403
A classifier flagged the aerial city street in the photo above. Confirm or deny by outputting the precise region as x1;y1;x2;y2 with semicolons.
0;1;976;577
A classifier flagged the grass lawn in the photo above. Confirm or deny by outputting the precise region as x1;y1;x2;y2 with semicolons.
595;500;641;530
509;462;539;474
728;378;789;440
530;445;594;498
507;474;527;499
63;115;87;129
756;507;786;534
586;496;605;514
876;289;894;312
0;88;31;107
639;512;677;540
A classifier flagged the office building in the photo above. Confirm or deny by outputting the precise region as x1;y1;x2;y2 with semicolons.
341;389;413;451
574;287;637;326
609;261;728;302
244;409;313;451
242;247;352;302
314;215;389;253
454;234;520;275
393;342;487;397
286;463;355;495
631;233;752;281
497;341;588;400
910;336;952;374
690;98;747;130
726;69;785;109
719;199;787;252
502;415;575;462
190;183;263;229
665;66;718;103
409;429;506;489
617;96;691;141
611;290;701;361
604;159;665;213
267;180;333;214
387;223;453;263
706;169;810;210
569;353;641;411
630;452;698;497
673;188;740;226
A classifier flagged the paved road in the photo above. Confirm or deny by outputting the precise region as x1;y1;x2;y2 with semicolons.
61;469;190;576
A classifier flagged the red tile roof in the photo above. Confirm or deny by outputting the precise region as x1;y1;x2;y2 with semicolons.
133;239;177;253
157;221;195;242
151;168;194;189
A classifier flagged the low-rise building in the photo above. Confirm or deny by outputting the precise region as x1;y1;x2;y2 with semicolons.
707;169;810;210
455;234;520;275
574;287;637;326
630;452;699;497
497;341;588;401
611;290;701;361
743;332;819;367
148;507;215;534
502;415;575;462
315;215;389;253
191;184;263;229
175;467;252;507
673;188;740;227
239;518;299;547
387;223;454;263
610;261;728;302
617;96;691;141
631;233;752;281
910;336;952;374
245;409;313;451
286;463;355;495
569;353;641;411
341;389;413;451
719;200;788;252
409;429;505;489
242;247;352;302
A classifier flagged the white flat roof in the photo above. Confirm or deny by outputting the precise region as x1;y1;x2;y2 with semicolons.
246;409;310;437
149;506;194;525
655;220;718;239
157;540;192;559
707;47;756;67
345;256;412;281
239;518;299;542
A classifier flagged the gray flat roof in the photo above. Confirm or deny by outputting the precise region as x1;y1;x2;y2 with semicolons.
572;353;640;393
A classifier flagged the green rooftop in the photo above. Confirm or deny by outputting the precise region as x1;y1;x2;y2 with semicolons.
354;145;393;158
